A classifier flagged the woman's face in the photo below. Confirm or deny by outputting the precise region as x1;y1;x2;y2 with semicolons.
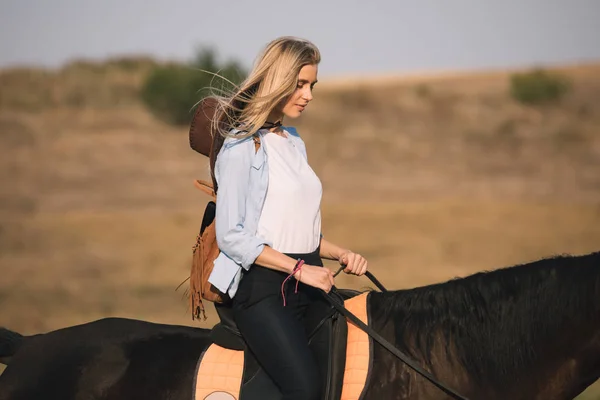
281;64;318;119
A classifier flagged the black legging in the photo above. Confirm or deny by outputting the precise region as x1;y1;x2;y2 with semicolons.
232;247;324;400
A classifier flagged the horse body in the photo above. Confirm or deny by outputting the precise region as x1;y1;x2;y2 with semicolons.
0;318;211;400
2;251;600;399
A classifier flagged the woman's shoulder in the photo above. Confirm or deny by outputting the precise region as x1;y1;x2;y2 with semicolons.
221;129;255;151
216;129;261;169
283;126;306;145
283;126;301;138
283;126;308;158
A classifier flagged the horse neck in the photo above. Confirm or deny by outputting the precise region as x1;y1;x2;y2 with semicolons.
508;257;600;398
366;252;600;399
533;316;600;399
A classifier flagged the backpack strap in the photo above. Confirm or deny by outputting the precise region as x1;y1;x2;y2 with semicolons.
194;179;216;200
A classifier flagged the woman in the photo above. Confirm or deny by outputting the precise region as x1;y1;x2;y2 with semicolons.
208;36;368;400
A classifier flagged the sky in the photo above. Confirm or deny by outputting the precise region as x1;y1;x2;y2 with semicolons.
1;0;599;78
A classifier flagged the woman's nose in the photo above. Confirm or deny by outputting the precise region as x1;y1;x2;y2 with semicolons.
303;87;313;102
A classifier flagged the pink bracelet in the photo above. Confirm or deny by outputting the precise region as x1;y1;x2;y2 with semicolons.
281;259;305;306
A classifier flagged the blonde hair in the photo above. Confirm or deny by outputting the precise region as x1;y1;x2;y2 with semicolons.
209;36;321;140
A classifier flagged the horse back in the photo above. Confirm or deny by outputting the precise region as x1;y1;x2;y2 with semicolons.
0;317;211;400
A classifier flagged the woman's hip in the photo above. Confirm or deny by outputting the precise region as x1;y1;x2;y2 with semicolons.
232;245;323;309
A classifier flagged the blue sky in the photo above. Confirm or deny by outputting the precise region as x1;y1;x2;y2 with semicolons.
1;0;599;78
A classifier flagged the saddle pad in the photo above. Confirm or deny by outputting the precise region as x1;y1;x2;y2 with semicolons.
340;292;370;400
194;292;371;400
194;343;244;400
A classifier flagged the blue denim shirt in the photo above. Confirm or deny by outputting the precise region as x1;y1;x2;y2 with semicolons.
208;126;311;298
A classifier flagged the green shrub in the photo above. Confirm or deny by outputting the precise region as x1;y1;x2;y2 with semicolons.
140;48;246;125
510;68;571;105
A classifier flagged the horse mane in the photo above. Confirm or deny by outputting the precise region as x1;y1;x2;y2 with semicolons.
368;251;600;390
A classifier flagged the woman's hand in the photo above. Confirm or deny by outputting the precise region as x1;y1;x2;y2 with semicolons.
339;251;368;276
294;264;335;293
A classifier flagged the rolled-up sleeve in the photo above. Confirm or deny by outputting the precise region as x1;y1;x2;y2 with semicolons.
214;141;269;270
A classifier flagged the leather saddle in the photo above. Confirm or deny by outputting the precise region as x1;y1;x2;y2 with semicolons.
209;288;361;400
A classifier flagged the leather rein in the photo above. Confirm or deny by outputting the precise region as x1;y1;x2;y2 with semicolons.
325;267;470;400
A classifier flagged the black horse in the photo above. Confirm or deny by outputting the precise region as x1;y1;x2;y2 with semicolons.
1;251;600;399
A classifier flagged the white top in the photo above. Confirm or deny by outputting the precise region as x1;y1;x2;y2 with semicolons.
256;130;323;254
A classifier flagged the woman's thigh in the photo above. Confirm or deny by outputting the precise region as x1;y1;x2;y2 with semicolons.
233;294;321;397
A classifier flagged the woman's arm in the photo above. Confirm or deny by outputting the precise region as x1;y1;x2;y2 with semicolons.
319;237;350;261
214;142;271;269
254;246;335;292
320;237;368;276
254;246;301;274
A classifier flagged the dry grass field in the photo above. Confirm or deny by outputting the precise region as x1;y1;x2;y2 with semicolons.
1;58;600;397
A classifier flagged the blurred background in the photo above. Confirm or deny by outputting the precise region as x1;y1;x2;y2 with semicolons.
1;0;600;397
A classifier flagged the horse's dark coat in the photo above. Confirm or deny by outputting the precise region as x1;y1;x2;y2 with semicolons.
0;318;211;400
367;251;600;398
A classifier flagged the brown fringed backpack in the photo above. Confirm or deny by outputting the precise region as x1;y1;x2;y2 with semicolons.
187;97;260;320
